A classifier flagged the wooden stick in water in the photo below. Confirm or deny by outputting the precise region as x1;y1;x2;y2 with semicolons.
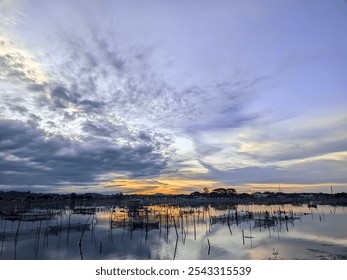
207;238;211;255
172;216;178;239
227;210;232;236
193;213;196;240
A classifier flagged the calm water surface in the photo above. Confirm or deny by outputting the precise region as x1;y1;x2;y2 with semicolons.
1;204;346;260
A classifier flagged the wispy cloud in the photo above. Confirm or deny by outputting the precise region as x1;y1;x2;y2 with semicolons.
1;0;346;193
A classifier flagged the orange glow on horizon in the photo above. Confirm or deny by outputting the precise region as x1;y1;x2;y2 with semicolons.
102;177;223;194
99;177;347;195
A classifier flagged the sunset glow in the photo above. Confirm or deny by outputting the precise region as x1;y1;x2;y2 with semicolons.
1;0;347;194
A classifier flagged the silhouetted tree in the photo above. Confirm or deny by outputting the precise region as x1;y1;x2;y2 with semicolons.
226;188;237;195
211;188;227;195
211;187;237;196
190;191;201;196
202;187;209;194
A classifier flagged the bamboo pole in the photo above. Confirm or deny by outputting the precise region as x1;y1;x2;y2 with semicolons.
35;220;42;257
78;214;92;260
166;209;169;241
207;238;211;255
193;213;196;240
181;214;184;235
14;220;22;260
1;220;7;254
173;237;178;260
66;210;71;245
172;216;178;239
227;210;232;236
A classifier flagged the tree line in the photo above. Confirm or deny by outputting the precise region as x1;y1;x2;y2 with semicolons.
191;187;237;196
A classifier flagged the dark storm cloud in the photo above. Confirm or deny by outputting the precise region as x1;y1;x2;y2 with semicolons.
0;119;167;187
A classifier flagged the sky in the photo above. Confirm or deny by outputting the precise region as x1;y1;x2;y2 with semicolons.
0;0;347;194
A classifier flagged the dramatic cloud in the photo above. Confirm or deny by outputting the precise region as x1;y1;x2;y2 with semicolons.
0;0;346;193
0;120;167;187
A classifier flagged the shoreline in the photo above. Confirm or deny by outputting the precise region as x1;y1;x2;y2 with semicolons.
1;191;347;211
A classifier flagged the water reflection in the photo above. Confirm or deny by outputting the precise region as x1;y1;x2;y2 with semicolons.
0;204;346;260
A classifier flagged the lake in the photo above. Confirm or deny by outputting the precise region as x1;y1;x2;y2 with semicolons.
1;203;346;260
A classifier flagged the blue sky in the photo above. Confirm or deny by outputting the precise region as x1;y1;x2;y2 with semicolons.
1;0;347;194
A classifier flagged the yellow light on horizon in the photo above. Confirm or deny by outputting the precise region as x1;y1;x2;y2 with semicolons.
101;177;223;195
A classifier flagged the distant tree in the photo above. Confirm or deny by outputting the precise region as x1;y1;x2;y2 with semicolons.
211;188;227;195
211;188;237;196
334;192;347;198
40;194;53;200
83;194;94;200
190;191;201;196
202;187;209;194
226;188;237;195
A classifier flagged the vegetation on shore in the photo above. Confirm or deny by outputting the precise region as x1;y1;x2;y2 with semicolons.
1;189;347;209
